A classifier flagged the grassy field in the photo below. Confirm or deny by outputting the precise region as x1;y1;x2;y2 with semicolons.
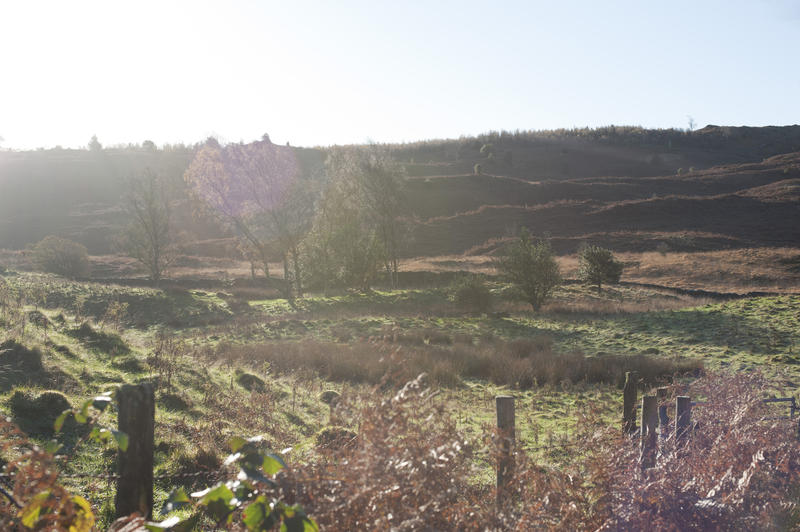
1;264;799;527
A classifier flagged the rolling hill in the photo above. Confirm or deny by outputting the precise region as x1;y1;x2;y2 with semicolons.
0;125;798;260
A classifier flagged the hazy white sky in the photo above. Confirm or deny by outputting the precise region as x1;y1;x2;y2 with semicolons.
1;0;799;149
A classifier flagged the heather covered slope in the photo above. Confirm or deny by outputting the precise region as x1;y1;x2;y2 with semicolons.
405;152;800;256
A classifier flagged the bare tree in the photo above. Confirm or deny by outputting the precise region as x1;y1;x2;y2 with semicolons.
120;168;174;285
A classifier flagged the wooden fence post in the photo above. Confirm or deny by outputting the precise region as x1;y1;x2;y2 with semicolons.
640;395;658;470
622;371;638;434
115;383;155;520
496;395;515;505
675;396;691;444
657;387;669;439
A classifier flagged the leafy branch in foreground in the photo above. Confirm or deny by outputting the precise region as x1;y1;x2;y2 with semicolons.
147;436;317;531
54;389;129;453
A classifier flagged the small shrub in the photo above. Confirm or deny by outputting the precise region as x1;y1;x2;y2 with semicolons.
158;392;192;411
112;355;146;373
236;371;267;392
26;310;50;328
315;426;357;451
450;275;493;313
174;447;221;486
319;390;341;405
494;228;561;311
0;339;46;391
30;236;90;279
578;245;624;292
67;322;130;355
8;390;72;435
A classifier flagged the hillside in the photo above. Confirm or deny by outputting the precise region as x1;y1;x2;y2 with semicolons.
0;125;798;259
406;152;800;256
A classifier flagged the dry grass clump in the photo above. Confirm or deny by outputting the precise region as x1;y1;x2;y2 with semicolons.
623;247;800;293
582;371;800;530
213;334;701;390
279;374;484;530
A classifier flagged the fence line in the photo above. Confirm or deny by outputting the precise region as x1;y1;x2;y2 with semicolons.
3;378;798;518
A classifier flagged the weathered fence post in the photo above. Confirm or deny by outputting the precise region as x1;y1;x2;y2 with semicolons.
496;395;515;505
622;371;638;434
640;395;658;470
675;396;692;444
116;383;155;520
657;387;669;439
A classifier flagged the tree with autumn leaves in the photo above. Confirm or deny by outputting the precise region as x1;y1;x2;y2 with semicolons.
184;138;406;297
184;136;314;299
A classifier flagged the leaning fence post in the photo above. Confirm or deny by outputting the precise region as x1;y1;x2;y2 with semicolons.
675;396;692;444
496;395;515;505
657;387;670;439
622;371;638;435
640;395;658;470
115;383;155;519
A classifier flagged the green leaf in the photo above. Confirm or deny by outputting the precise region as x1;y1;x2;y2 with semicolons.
168;514;201;532
112;430;129;452
240;464;277;486
54;410;71;432
243;496;278;531
262;453;285;476
71;495;95;532
88;426;102;443
18;490;50;528
196;483;234;506
281;515;307;532
229;436;247;453
161;487;191;515
205;499;235;523
76;398;92;423
232;481;256;502
280;505;317;532
195;483;237;523
44;439;62;455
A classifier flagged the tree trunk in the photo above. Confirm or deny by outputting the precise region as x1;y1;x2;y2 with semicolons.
282;254;294;302
291;246;303;297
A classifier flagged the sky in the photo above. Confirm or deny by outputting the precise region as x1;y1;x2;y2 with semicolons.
1;0;799;150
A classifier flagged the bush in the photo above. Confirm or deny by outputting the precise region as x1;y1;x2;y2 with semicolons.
493;228;561;311
0;339;46;391
8;390;71;435
449;275;493;313
236;370;267;392
578;245;624;292
31;236;90;278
